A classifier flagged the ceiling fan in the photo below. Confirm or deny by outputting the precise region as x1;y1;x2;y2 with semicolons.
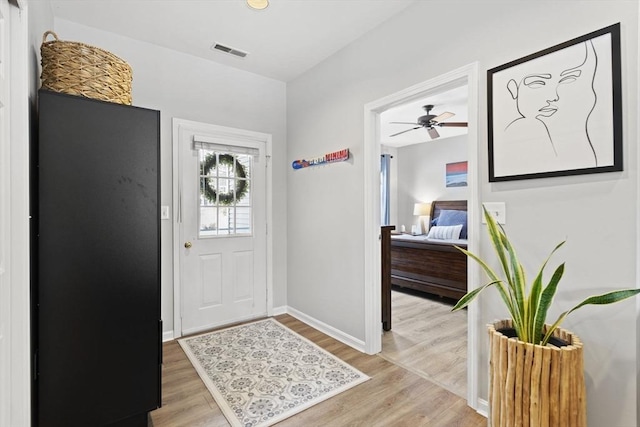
389;104;468;139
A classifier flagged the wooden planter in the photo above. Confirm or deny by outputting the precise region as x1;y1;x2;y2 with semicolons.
489;320;587;427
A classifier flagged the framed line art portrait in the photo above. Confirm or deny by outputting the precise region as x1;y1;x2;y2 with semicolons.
488;23;622;182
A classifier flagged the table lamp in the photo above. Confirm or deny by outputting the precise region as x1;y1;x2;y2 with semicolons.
413;202;431;235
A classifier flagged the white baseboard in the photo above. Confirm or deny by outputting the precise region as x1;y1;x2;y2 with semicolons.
165;307;365;352
271;305;287;316
285;306;366;353
167;308;284;342
163;330;175;342
476;398;489;418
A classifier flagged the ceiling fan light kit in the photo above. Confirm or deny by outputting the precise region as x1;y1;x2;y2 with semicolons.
389;104;468;139
247;0;269;10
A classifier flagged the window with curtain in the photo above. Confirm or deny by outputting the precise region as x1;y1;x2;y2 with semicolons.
380;154;391;225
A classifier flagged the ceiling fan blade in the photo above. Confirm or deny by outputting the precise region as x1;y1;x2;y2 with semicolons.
432;111;455;123
389;127;421;137
390;122;420;125
437;122;468;127
427;127;440;139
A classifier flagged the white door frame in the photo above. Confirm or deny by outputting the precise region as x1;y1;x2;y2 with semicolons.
3;0;31;425
172;118;273;339
362;63;482;410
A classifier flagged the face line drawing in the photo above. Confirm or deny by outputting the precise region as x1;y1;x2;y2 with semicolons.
503;40;598;163
583;39;599;165
505;72;557;155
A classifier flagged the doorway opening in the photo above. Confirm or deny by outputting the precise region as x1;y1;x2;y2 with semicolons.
363;63;481;409
378;85;470;399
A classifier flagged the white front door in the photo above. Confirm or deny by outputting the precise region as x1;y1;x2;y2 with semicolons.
177;122;268;335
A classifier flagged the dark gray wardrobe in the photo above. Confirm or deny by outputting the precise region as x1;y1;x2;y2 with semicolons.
33;90;161;426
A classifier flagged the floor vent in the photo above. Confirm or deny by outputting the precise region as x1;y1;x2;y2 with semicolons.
211;43;248;58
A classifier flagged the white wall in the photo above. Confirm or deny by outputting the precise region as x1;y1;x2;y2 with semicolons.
45;18;289;336
28;2;53;102
396;135;468;230
287;2;638;425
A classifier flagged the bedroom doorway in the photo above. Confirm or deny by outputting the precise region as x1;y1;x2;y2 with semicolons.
363;63;481;408
379;90;470;400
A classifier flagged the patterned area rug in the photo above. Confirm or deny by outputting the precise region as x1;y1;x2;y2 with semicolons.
178;318;370;427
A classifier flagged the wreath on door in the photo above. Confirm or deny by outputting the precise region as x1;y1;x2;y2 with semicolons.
202;154;249;206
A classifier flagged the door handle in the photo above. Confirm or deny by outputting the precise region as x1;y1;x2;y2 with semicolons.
184;241;192;249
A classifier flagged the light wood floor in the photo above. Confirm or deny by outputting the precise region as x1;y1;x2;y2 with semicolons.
381;288;467;398
150;312;485;427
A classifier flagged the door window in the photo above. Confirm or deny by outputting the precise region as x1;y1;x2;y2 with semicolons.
199;149;252;237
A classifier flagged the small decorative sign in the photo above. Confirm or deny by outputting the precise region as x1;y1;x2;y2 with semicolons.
292;148;350;170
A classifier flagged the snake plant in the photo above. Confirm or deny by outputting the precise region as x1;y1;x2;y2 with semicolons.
452;206;640;346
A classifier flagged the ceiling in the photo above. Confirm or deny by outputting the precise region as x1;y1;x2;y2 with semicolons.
49;0;466;141
49;0;417;82
380;85;469;148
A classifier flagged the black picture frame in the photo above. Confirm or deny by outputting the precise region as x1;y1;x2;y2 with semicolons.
488;23;622;182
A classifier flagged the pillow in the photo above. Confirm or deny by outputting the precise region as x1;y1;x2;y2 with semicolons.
427;224;463;240
434;209;468;239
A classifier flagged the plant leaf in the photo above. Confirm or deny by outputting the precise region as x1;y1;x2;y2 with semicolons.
454;245;516;317
500;229;527;339
527;273;543;343
532;263;564;344
484;211;510;284
481;208;523;331
541;289;640;345
451;279;501;311
528;240;565;343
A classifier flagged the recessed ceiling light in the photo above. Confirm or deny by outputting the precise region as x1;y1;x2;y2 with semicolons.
247;0;269;10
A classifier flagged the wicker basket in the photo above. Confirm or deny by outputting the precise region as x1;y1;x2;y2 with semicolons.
40;31;132;105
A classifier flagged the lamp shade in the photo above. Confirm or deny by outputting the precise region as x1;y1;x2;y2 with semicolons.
247;0;269;9
413;202;431;216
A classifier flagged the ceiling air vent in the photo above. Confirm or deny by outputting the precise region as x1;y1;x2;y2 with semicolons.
211;43;248;58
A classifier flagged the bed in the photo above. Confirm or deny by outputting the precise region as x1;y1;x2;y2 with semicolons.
389;200;468;301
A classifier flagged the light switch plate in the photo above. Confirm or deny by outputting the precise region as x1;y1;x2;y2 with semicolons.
161;205;170;220
482;202;506;224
